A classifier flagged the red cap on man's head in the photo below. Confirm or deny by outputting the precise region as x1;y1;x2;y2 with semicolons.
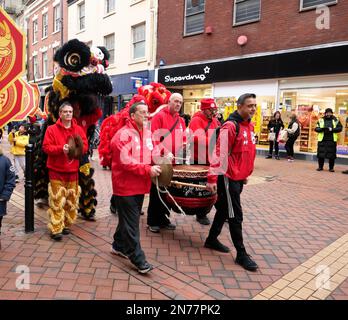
200;98;217;110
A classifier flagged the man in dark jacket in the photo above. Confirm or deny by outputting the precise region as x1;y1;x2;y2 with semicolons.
315;108;343;172
205;93;258;272
0;146;16;235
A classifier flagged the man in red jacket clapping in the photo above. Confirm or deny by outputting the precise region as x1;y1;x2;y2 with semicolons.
43;101;88;241
110;102;161;274
205;93;259;271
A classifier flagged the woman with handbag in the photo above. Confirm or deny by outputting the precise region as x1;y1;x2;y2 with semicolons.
266;111;284;160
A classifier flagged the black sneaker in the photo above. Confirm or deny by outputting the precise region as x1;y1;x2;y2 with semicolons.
111;247;129;259
136;261;153;274
343;170;348;174
204;238;230;253
62;228;70;235
148;225;160;233
329;169;335;172
196;216;210;225
265;155;272;159
275;155;280;160
235;253;258;271
50;233;62;241
316;168;323;171
161;223;176;230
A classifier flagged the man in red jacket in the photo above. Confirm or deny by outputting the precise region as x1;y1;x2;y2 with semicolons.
205;93;258;271
110;102;161;274
147;93;186;233
43;101;88;241
188;98;220;225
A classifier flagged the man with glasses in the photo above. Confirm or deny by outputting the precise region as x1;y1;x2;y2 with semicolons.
188;98;220;225
110;102;161;274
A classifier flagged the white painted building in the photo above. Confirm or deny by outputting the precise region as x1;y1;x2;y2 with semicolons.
68;0;158;110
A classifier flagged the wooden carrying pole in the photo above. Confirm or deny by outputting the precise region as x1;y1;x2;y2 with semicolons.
170;180;207;190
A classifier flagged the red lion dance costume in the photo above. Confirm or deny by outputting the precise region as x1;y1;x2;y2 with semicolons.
98;82;171;169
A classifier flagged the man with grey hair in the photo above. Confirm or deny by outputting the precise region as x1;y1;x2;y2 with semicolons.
147;93;186;233
110;101;161;274
43;101;88;241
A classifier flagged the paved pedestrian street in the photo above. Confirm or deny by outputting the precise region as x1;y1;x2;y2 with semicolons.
0;136;347;300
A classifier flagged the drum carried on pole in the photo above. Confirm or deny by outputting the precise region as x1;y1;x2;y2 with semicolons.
166;164;217;216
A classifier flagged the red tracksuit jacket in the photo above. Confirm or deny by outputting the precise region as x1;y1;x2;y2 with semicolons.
208;111;256;183
111;119;153;196
43;118;88;173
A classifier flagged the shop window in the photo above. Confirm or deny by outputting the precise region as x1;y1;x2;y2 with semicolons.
300;0;337;11
184;0;205;36
280;88;348;154
233;0;261;26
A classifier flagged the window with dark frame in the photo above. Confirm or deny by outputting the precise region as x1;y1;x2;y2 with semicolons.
78;2;85;30
301;0;337;10
184;0;205;35
234;0;261;26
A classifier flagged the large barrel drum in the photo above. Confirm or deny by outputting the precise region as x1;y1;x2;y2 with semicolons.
165;164;217;216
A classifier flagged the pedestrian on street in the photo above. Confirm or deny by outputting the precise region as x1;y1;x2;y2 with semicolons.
147;93;186;233
266;111;284;160
8;124;29;182
315;108;343;172
188;98;220;225
110;102;161;274
0;145;16;235
43;101;88;241
205;93;258;272
285;114;300;162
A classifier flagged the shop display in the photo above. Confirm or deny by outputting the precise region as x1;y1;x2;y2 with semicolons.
259;116;271;145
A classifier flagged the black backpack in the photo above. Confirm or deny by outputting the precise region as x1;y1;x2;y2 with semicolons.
209;119;240;156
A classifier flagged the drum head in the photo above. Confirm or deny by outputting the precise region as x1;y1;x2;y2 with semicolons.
151;163;173;187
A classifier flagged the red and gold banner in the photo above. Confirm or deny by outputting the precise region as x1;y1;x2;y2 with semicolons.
0;8;25;92
0;78;24;127
13;80;35;121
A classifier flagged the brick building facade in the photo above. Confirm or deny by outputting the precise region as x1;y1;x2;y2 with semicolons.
156;0;348;156
23;0;68;104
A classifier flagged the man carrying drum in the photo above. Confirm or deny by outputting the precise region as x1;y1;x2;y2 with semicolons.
205;93;259;272
188;98;220;225
147;93;186;233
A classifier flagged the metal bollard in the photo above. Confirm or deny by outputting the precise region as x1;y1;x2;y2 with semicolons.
25;144;34;233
